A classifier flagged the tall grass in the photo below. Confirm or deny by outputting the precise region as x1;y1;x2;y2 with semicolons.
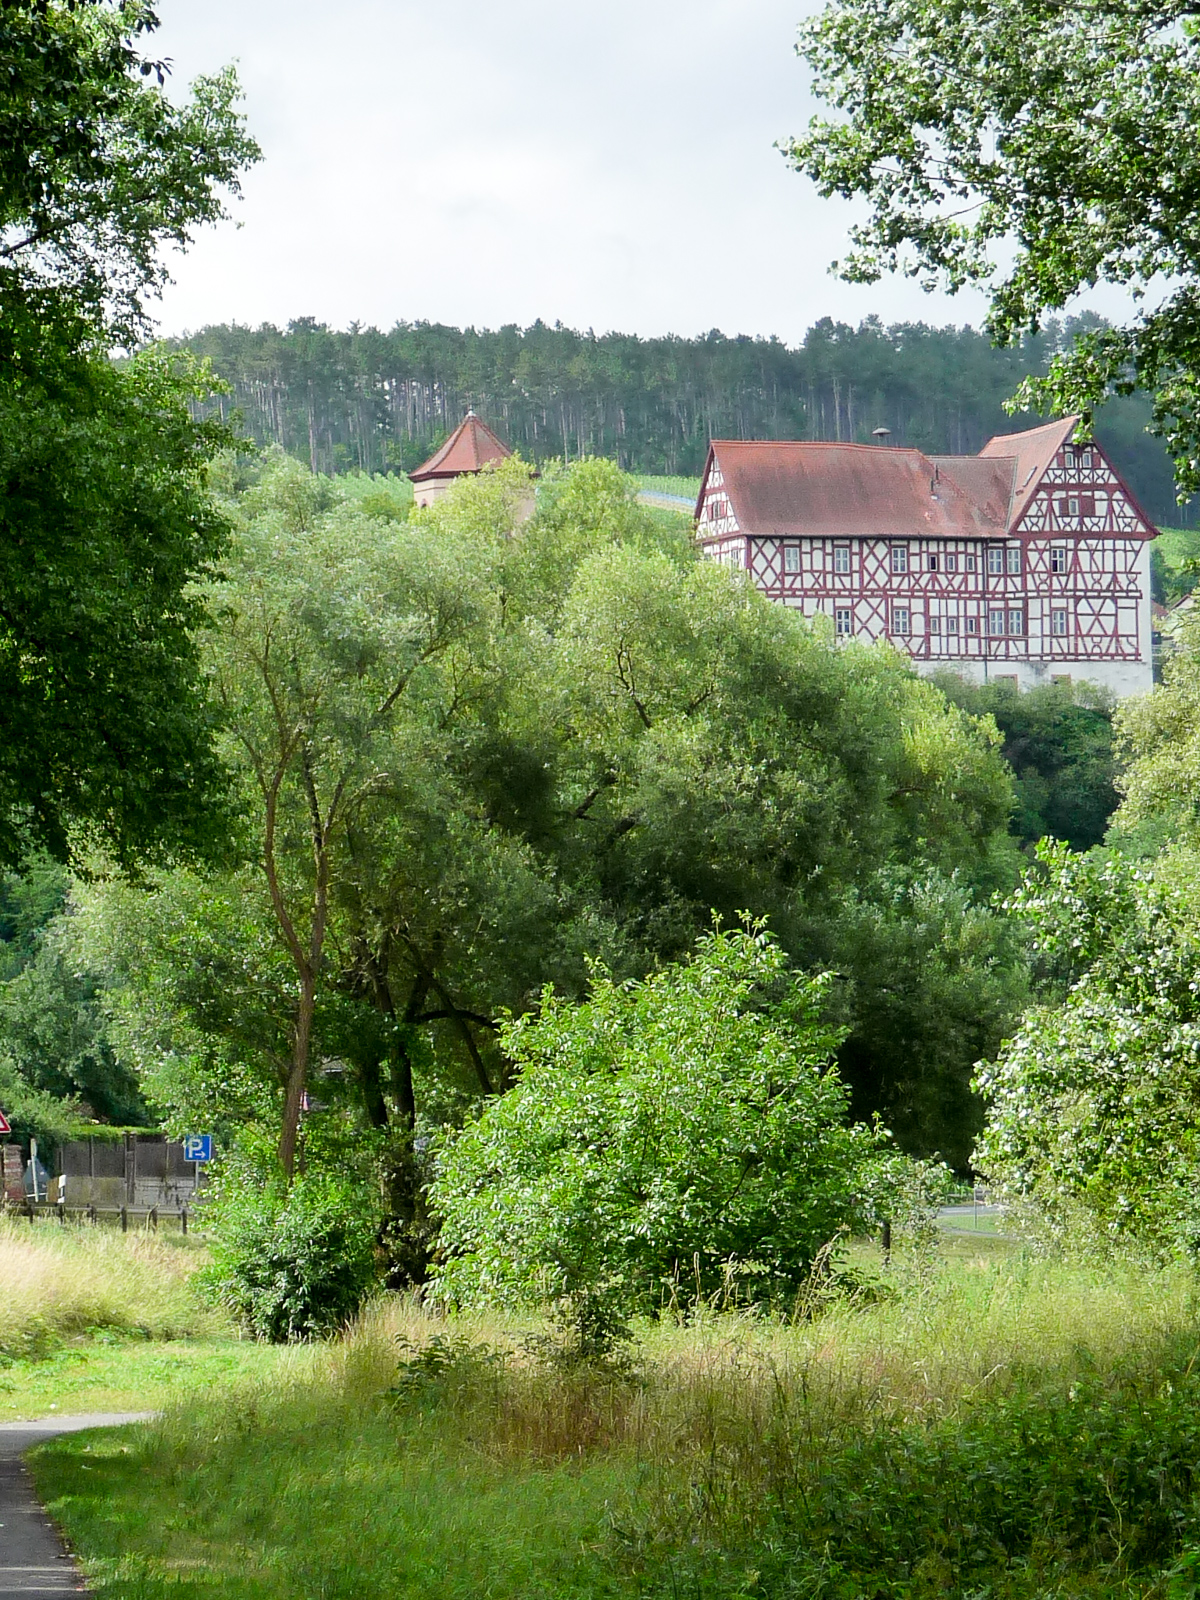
0;1218;222;1361
34;1247;1200;1599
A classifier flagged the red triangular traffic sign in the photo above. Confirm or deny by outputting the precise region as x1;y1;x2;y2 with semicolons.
0;1110;10;1135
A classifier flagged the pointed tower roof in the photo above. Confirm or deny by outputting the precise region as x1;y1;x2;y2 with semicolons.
409;411;512;482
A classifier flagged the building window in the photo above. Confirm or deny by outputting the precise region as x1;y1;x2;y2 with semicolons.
946;614;959;636
1052;609;1068;637
1006;546;1022;576
892;606;910;635
783;543;801;573
967;616;978;635
890;545;908;575
834;544;851;574
1081;493;1096;516
835;607;852;636
929;615;941;634
1059;495;1083;518
928;552;940;572
1080;450;1094;468
1008;608;1025;635
1050;545;1067;574
987;546;1005;576
965;552;978;574
988;608;1006;635
945;552;958;573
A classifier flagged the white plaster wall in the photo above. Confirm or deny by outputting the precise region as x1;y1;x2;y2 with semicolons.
917;656;1153;698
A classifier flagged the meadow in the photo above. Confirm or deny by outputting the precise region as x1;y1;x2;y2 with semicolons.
16;1224;1200;1600
0;1219;292;1421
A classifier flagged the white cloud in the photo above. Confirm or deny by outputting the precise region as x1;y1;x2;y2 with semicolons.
149;0;995;340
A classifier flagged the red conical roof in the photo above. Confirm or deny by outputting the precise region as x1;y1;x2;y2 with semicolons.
409;412;512;482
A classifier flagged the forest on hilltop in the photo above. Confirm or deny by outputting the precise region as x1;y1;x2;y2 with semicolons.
172;313;1194;526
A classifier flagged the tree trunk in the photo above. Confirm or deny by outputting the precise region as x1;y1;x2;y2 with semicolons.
279;970;316;1181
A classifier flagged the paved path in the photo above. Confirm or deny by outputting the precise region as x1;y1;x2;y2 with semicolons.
0;1415;154;1598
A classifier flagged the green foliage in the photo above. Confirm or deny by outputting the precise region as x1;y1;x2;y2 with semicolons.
173;316;1190;524
0;0;258;342
828;867;1027;1170
653;1342;1200;1599
431;924;908;1319
0;2;258;869
205;1174;382;1343
934;675;1119;852
1154;528;1200;603
0;349;240;868
74;450;1023;1217
1113;613;1200;848
791;0;1200;497
974;842;1200;1251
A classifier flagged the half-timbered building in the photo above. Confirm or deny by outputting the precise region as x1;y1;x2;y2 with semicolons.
694;417;1155;696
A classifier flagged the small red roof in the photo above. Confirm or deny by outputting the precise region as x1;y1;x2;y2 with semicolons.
410;412;512;482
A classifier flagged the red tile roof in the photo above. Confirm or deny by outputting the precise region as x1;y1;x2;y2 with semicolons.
410;412;512;482
978;415;1078;531
705;440;1012;541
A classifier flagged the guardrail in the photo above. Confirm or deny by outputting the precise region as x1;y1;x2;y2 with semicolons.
4;1198;191;1233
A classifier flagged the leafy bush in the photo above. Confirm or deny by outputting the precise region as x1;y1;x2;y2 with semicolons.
206;1174;381;1342
975;842;1200;1252
430;923;915;1324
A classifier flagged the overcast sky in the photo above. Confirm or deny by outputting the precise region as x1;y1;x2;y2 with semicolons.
151;0;991;344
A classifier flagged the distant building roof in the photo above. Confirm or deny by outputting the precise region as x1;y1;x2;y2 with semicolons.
410;411;512;483
698;415;1158;543
700;439;1011;541
978;415;1078;531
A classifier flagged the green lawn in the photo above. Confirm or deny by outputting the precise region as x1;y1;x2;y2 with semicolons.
632;474;702;502
0;1335;290;1423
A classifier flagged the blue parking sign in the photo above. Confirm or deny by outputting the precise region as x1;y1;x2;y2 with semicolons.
183;1134;212;1163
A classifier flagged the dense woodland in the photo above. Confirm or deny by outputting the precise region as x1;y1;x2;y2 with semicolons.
172;315;1195;527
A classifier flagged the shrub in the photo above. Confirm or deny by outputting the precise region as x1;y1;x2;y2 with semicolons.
430;922;913;1325
206;1174;381;1342
975;841;1200;1253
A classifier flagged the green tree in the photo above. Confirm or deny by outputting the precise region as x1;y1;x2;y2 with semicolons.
975;842;1200;1252
1;1;257;341
933;677;1120;852
430;923;900;1322
789;0;1200;494
1112;613;1200;847
78;455;1024;1256
0;1;258;868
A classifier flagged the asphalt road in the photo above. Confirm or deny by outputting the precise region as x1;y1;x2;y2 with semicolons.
0;1415;153;1598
